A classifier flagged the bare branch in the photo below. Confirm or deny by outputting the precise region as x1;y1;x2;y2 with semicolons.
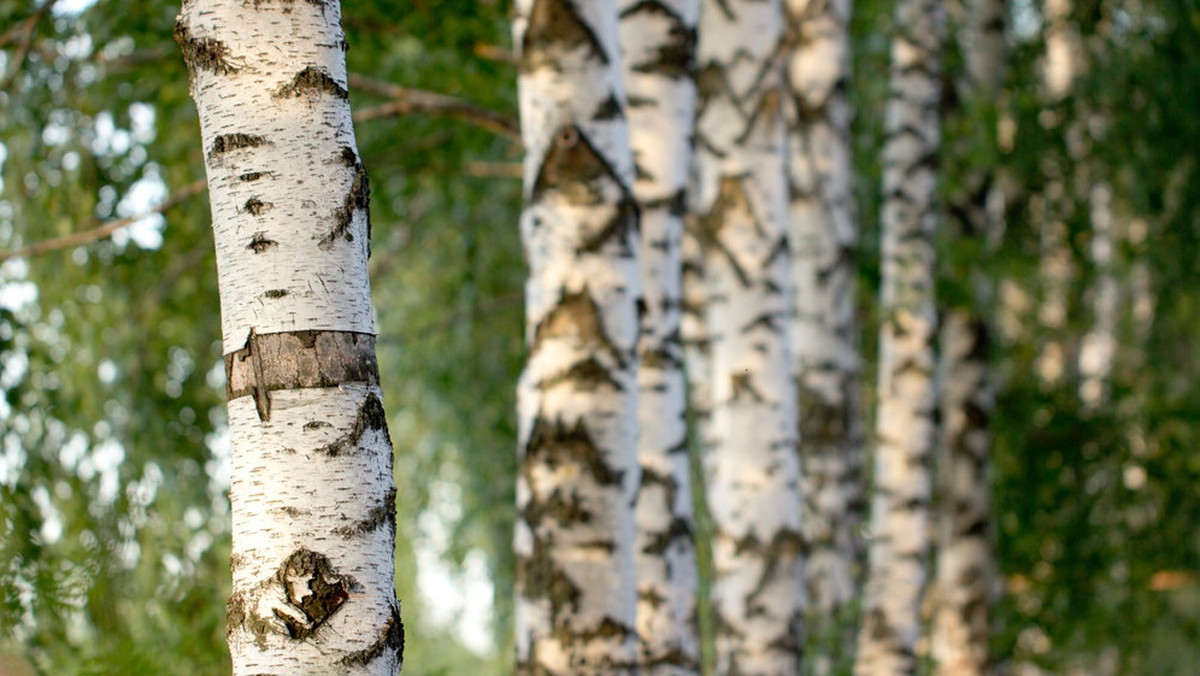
1;0;57;90
472;43;517;65
349;73;520;141
0;179;207;263
464;160;523;179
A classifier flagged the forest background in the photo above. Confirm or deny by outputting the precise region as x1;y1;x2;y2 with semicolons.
0;0;1198;673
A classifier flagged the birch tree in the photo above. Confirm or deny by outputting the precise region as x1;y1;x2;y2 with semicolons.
175;0;402;673
511;0;642;673
854;0;944;669
783;0;865;670
694;0;804;671
931;0;1006;671
617;0;702;672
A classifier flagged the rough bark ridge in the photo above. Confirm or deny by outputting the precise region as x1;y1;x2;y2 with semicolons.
783;0;865;670
694;0;804;673
617;0;702;673
512;0;642;673
176;0;401;673
931;0;1005;672
853;0;944;670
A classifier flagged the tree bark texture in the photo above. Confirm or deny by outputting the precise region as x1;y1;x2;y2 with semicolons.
783;0;865;669
694;0;805;672
176;1;402;673
931;0;1005;672
512;1;643;673
854;0;944;671
617;0;702;672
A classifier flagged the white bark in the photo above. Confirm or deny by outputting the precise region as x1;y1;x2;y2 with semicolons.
783;0;865;669
695;0;804;672
177;0;401;672
855;0;944;670
618;1;702;672
512;0;642;673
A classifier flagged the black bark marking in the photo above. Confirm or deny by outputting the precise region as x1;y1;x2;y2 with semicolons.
593;94;622;121
174;21;239;76
340;146;359;167
341;603;404;667
314;392;389;457
620;1;696;79
525;416;623;487
225;330;381;419
517;534;583;616
321;163;370;251
532;125;638;254
304;420;332;430
274;66;349;100
730;372;765;403
239;171;271;182
333;487;397;538
247;232;278;253
263;289;289;299
243;197;272;215
532;289;626;368
273;548;356;640
521;0;609;73
697;176;753;287
210;133;267;159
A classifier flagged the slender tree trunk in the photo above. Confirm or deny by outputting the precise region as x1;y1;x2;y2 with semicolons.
783;0;865;670
512;1;642;673
854;0;944;670
617;1;702;672
694;0;804;672
175;1;402;673
930;0;1006;672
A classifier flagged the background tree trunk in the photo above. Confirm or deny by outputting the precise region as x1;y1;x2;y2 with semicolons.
783;0;865;670
854;0;944;670
511;0;642;673
694;0;805;672
617;0;702;672
176;0;402;673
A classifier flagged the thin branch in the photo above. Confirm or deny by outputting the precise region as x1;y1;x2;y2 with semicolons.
0;179;207;263
472;43;517;65
464;161;523;179
1;0;57;90
349;73;520;141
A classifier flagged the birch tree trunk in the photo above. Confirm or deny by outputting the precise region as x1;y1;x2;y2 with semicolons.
929;0;1005;673
783;0;865;670
617;1;702;672
695;0;804;672
854;0;944;670
175;1;402;673
512;1;642;673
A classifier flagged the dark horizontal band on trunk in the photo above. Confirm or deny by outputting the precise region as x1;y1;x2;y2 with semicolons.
225;329;379;419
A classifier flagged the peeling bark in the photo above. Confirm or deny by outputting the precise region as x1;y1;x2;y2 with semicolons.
694;0;804;673
177;0;400;672
854;0;944;670
783;0;865;670
513;0;642;673
618;0;702;672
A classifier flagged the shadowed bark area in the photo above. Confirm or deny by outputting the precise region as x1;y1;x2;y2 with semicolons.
513;0;642;673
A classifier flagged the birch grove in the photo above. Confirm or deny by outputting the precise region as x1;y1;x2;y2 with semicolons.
854;0;945;669
617;0;702;672
511;0;643;672
175;0;402;673
783;0;865;669
694;0;805;672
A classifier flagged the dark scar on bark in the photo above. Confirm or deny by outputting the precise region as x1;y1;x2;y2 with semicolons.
320;163;370;250
174;21;239;76
263;289;289;299
247;232;278;253
525;416;624;486
243;197;272;215
620;1;696;79
520;0;609;72
532;288;627;368
333;487;397;538
239;171;271;182
341;603;404;667
593;95;622;121
274;65;349;100
314;392;389;456
273;548;357;640
210;133;266;159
